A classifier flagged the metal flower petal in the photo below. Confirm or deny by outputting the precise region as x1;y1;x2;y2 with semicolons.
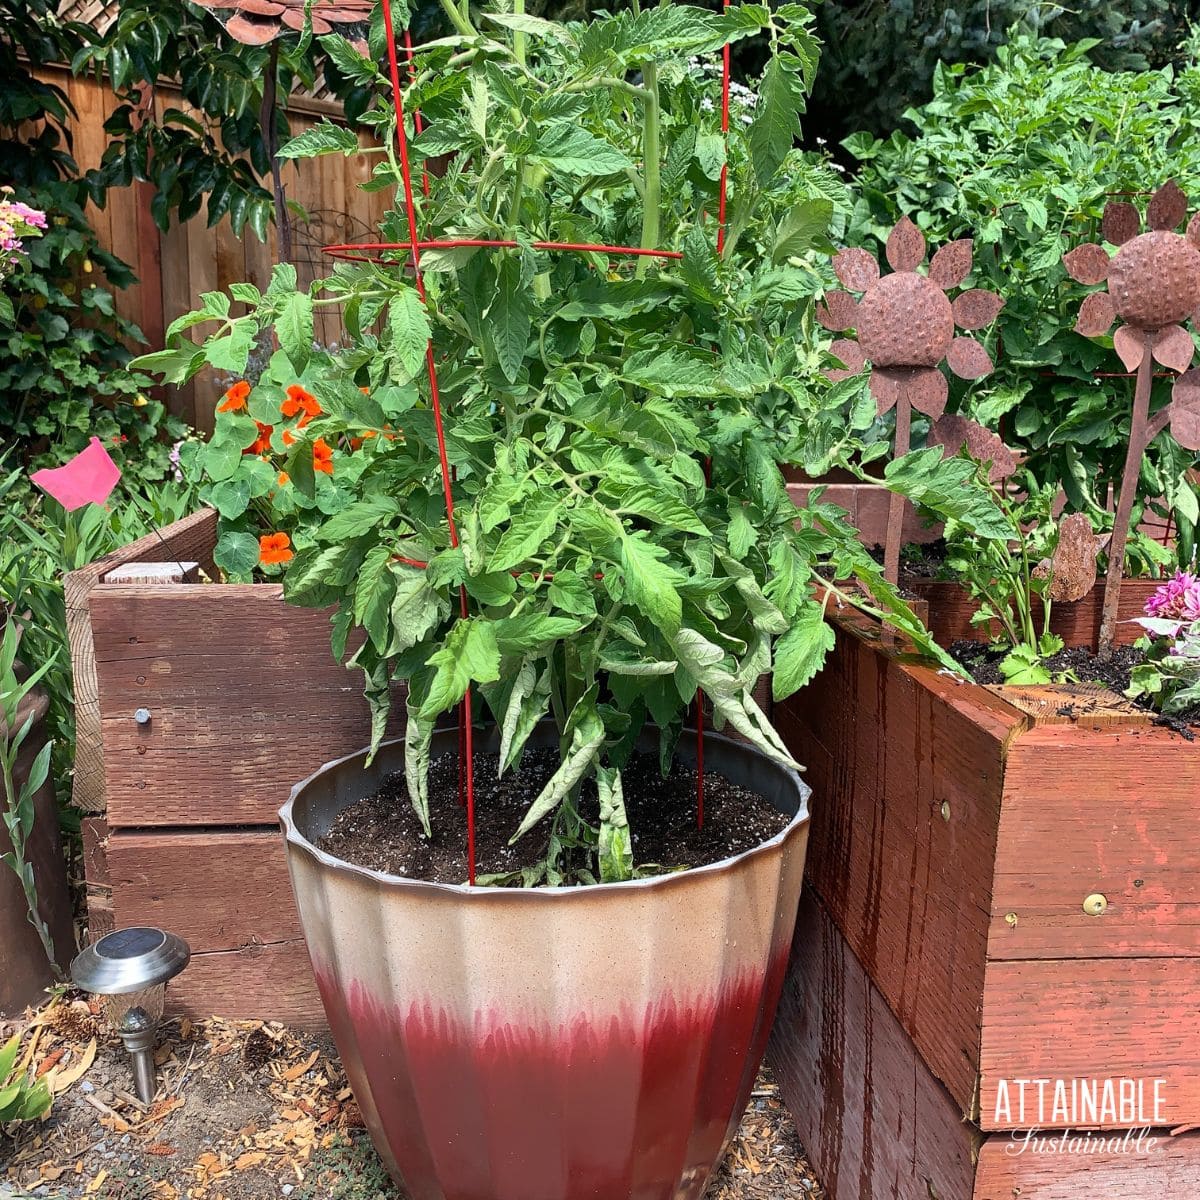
951;288;1005;331
816;290;858;333
1074;291;1116;337
1102;201;1141;247
1171;369;1200;451
833;248;880;293
927;414;1016;481
1062;243;1111;286
1147;180;1188;232
825;338;866;381
1152;324;1194;373
1113;324;1146;372
928;239;973;289
905;366;949;419
946;336;994;380
885;216;926;272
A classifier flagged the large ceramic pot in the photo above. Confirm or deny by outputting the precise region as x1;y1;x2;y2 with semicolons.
281;724;810;1200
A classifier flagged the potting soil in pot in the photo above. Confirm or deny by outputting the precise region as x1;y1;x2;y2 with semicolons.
316;748;791;884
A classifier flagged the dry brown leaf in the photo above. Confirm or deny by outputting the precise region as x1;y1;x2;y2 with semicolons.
154;1042;176;1067
38;1161;67;1180
51;1038;97;1094
179;1017;194;1041
281;1050;320;1082
35;1048;65;1078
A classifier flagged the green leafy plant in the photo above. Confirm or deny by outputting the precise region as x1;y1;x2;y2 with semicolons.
139;0;953;886
1127;571;1200;713
0;1033;51;1126
0;0;188;485
845;32;1200;570
888;433;1103;683
0;619;58;972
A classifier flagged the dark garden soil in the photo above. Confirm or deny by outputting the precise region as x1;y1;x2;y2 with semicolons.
0;996;823;1200
949;639;1200;736
317;748;792;884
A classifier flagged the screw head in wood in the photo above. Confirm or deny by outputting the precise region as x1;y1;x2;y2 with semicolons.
134;708;152;725
1083;893;1108;916
939;801;951;822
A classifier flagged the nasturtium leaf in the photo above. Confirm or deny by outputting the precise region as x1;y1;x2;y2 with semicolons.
208;478;251;520
214;529;260;577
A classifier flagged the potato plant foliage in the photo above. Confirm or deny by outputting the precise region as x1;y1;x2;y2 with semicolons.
139;0;946;883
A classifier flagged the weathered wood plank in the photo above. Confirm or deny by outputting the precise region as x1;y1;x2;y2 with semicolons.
165;941;324;1028
769;890;981;1200
81;816;114;939
980;956;1200;1130
107;829;300;952
90;581;404;827
777;613;1025;1116
65;509;219;814
974;1129;1200;1199
989;725;1200;961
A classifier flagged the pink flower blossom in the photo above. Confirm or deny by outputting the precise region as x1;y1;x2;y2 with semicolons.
1145;570;1200;621
30;437;121;511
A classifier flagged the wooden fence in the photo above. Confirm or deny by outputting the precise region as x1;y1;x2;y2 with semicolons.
37;65;391;432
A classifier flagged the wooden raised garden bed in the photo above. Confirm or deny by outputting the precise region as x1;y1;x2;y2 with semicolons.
67;509;403;1026
768;604;1200;1199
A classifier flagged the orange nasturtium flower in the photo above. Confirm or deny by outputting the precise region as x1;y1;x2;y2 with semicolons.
312;437;334;475
277;471;290;486
246;421;273;455
218;380;251;412
282;385;322;428
259;532;293;565
281;428;297;447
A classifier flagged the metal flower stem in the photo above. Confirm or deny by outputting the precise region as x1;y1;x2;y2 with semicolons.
1098;332;1155;658
883;398;911;587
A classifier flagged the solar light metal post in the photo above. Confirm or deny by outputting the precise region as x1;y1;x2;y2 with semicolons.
70;927;190;1102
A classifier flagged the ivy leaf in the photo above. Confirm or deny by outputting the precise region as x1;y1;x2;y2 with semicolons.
620;532;682;634
421;619;501;718
773;604;835;700
490;254;533;383
277;292;314;373
277;121;361;159
387;289;431;381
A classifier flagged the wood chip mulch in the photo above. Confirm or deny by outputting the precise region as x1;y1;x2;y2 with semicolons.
1;994;823;1199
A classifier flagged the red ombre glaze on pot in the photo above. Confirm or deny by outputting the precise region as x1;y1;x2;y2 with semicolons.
281;726;810;1200
313;951;791;1200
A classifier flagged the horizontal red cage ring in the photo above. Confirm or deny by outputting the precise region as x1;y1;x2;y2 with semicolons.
323;238;684;262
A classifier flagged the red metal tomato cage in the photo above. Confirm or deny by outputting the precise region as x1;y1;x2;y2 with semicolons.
327;0;738;883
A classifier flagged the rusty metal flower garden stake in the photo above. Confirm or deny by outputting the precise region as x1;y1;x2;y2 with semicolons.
820;217;1005;585
1063;180;1200;657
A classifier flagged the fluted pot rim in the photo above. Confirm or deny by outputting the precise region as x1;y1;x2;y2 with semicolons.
280;725;810;901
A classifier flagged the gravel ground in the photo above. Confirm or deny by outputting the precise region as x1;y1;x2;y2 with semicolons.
1;996;823;1200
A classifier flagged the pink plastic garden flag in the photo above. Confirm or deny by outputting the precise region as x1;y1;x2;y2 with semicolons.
30;436;121;510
